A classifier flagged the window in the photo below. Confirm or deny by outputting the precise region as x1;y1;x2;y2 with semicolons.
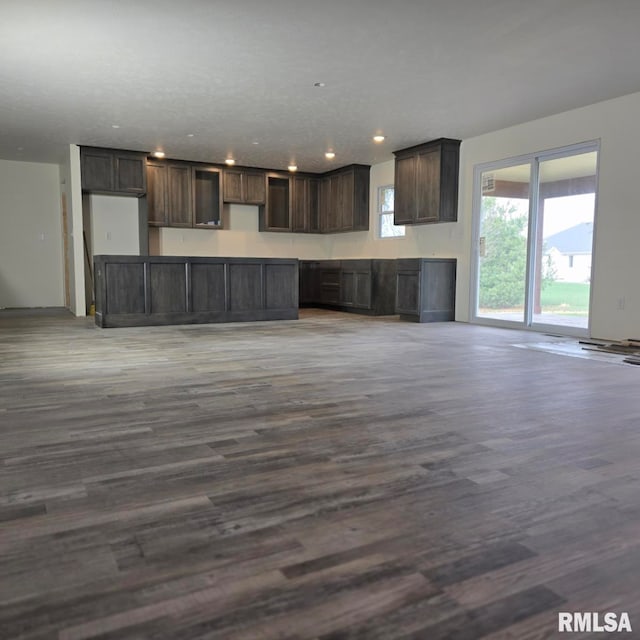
378;185;405;238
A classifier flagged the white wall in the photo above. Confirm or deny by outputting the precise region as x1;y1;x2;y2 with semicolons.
0;159;64;308
459;91;640;340
153;203;330;259
89;195;140;256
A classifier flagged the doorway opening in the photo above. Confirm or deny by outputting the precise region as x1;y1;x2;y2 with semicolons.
472;142;598;335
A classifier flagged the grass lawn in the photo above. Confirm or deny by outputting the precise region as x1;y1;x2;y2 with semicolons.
540;281;590;313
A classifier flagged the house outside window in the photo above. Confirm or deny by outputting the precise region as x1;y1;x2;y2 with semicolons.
378;185;405;238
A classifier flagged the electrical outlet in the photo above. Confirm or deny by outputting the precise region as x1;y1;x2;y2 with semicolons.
618;297;626;310
106;231;112;241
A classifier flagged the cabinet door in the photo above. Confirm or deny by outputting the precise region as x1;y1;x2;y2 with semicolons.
81;150;113;192
319;177;331;233
352;167;370;231
167;165;192;227
244;172;266;204
340;270;356;306
354;271;372;308
415;148;441;223
223;170;243;203
394;155;416;224
146;162;167;226
396;270;420;315
308;179;320;233
291;176;308;232
115;154;146;194
327;175;342;233
339;171;355;231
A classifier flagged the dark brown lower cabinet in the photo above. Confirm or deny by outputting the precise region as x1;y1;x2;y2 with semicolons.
300;258;456;322
300;260;396;316
94;256;298;327
396;258;456;322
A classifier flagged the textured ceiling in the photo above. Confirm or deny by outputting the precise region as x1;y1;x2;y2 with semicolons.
1;0;640;171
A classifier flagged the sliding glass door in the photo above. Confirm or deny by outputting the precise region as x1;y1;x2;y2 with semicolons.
473;143;598;335
476;163;531;323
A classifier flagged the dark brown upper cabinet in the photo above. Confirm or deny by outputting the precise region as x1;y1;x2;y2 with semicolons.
193;166;223;228
319;165;369;233
147;161;223;229
166;164;192;228
146;161;168;226
259;173;291;232
393;138;460;225
291;176;320;233
81;147;147;195
223;169;266;204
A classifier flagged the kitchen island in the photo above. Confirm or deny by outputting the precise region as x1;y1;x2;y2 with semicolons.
94;255;298;328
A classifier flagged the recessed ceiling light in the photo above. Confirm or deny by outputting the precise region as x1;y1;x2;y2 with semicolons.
373;135;385;143
186;133;194;137
225;158;236;166
314;82;326;87
325;151;335;160
288;164;298;172
252;141;260;145
152;151;165;158
111;124;120;129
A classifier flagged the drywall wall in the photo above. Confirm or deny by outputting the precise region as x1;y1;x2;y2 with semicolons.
0;159;64;308
89;195;140;256
152;203;330;259
459;90;640;340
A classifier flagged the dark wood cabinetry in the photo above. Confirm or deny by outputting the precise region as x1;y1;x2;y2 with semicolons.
145;162;192;227
81;147;147;195
319;165;369;233
396;258;456;322
83;146;369;234
300;259;396;315
299;261;319;305
223;169;266;204
193;167;223;227
146;161;167;226
291;176;320;233
94;256;298;327
262;165;368;234
260;174;291;231
393;138;460;225
301;258;456;322
146;161;222;229
167;164;192;227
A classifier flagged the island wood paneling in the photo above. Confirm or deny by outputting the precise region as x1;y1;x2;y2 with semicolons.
94;256;298;327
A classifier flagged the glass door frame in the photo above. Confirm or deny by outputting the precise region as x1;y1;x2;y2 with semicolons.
470;140;600;337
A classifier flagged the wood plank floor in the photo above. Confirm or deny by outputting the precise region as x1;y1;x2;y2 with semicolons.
1;309;640;639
